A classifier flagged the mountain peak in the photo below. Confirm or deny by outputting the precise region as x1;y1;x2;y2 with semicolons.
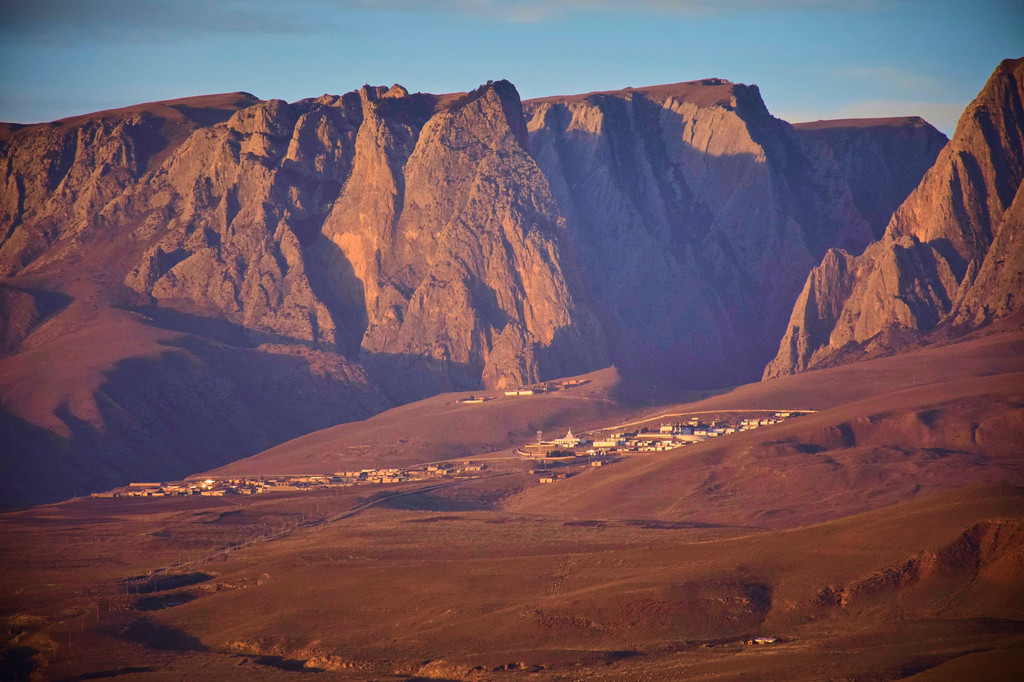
524;77;746;110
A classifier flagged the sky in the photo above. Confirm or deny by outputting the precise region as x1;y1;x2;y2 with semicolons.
0;1;1020;137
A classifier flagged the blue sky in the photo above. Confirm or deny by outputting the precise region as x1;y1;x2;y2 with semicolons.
0;1;1020;136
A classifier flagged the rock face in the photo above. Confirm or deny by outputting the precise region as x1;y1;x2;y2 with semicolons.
792;117;947;238
765;58;1024;379
525;80;877;386
320;81;606;397
1;82;605;399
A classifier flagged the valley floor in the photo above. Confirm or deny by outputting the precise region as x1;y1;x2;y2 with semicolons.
2;484;1023;680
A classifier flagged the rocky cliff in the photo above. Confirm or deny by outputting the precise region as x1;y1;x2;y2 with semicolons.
792;117;947;238
525;80;878;386
765;58;1024;379
1;81;604;398
319;81;606;397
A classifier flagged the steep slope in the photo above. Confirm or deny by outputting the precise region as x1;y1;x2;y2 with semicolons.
525;79;876;386
765;58;1024;378
320;81;606;397
792;117;947;238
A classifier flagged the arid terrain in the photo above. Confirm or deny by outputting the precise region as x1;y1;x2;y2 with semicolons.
2;55;1023;680
0;71;954;506
2;326;1023;680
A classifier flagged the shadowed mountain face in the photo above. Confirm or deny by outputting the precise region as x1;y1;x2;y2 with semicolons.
525;80;896;386
0;78;946;503
791;117;948;239
765;58;1024;379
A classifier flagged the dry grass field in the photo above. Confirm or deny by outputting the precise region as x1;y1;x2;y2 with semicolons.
208;366;636;478
2;326;1023;680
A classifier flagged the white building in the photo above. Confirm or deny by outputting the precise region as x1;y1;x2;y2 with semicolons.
554;428;582;448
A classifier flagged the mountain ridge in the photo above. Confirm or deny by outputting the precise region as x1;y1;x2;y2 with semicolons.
764;57;1024;379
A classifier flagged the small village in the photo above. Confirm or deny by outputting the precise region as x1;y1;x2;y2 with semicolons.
523;412;798;458
457;377;592;403
522;412;801;482
109;408;803;497
106;461;488;499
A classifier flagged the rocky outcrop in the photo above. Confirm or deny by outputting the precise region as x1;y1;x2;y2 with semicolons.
525;80;875;386
0;92;260;278
118;94;361;349
765;58;1024;379
954;178;1024;324
321;81;606;396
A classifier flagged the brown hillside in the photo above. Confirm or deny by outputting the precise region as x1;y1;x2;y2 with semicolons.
209;367;631;477
2;325;1022;679
511;326;1024;528
0;292;385;506
3;481;1022;680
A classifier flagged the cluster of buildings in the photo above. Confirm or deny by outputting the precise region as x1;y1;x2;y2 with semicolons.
107;407;802;498
457;378;592;403
503;378;590;397
523;412;799;460
107;462;489;499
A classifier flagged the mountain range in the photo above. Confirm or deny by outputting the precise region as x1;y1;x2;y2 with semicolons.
2;59;1022;506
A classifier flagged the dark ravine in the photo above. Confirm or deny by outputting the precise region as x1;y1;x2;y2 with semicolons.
765;57;1024;379
1;76;949;503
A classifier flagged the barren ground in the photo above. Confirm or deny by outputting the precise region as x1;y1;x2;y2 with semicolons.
3;327;1023;680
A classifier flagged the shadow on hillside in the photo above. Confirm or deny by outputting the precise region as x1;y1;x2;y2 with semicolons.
360;350;481;405
377;490;499;512
624;519;729;530
126;304;320;351
54;666;158;681
0;284;74;355
610;368;734;408
122;572;212;594
2;333;390;506
116;618;207;652
252;655;322;673
0;412;75;508
0;646;38;681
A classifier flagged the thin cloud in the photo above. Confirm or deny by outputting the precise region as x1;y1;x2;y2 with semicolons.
0;0;337;44
0;0;905;42
832;65;951;96
342;0;898;22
